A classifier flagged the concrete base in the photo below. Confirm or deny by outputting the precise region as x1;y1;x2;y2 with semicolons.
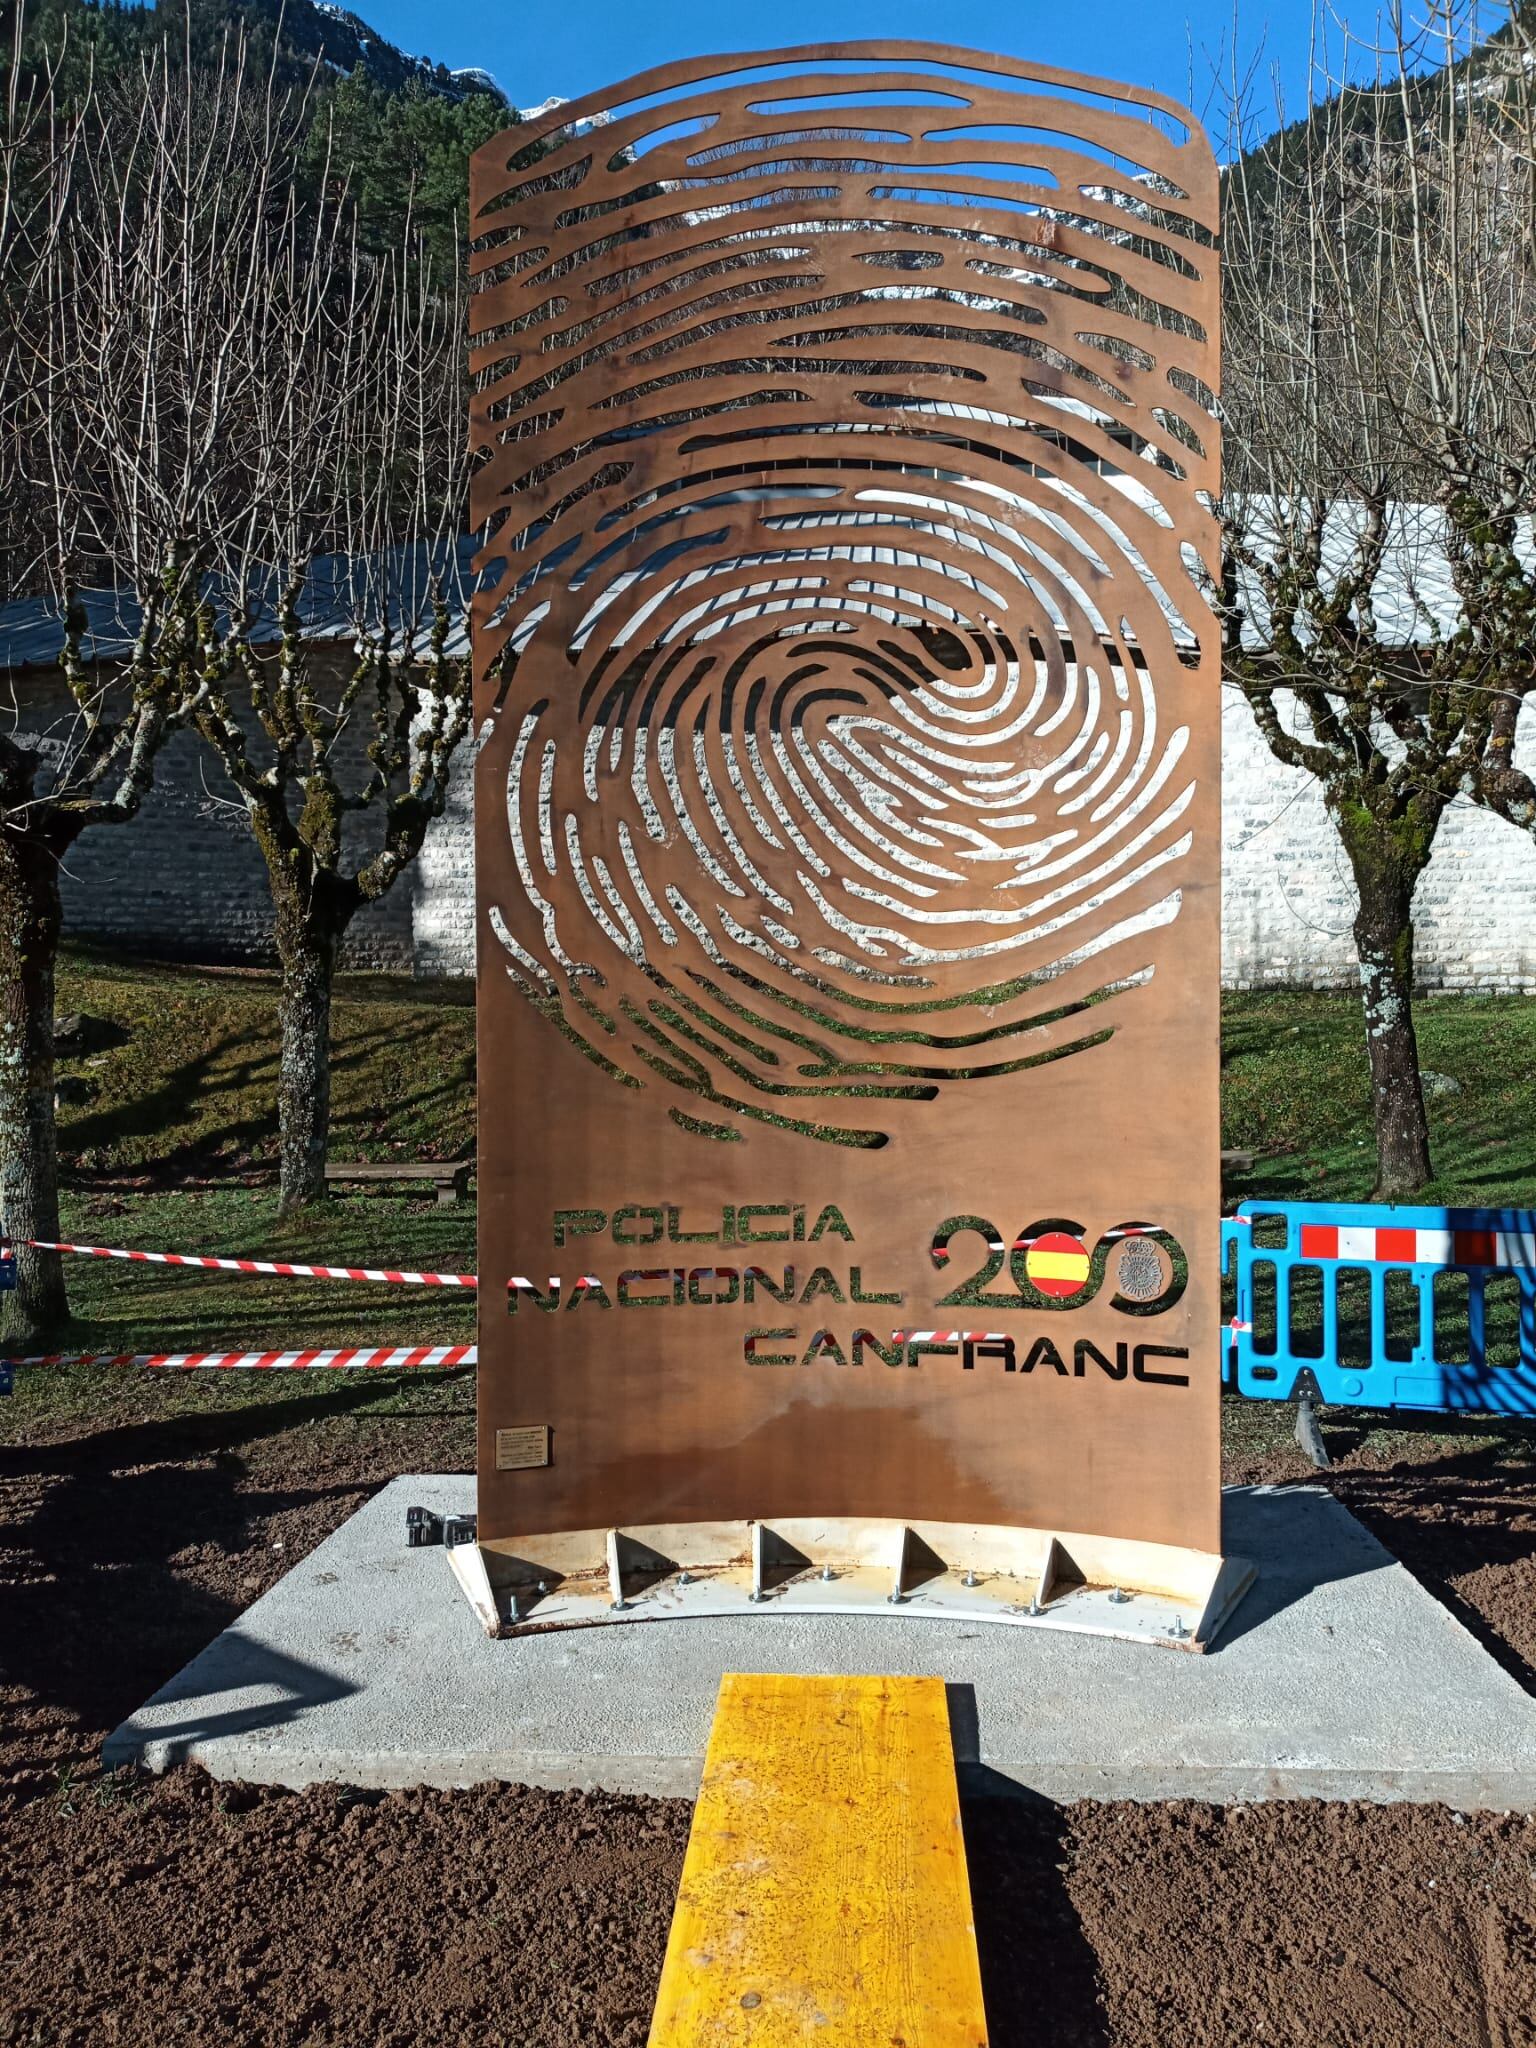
105;1477;1536;1808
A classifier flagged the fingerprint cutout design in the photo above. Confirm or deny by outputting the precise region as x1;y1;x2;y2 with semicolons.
470;47;1220;1149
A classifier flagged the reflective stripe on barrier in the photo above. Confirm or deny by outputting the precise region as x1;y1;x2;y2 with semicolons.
1223;1202;1536;1415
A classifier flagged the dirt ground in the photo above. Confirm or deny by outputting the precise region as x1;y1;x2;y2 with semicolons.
4;1375;1536;2047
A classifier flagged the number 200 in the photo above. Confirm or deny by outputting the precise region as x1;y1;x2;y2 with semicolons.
930;1216;1188;1315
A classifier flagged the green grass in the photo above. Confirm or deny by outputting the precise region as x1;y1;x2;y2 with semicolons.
1221;990;1536;1366
1221;989;1536;1207
4;1311;477;1439
7;951;1536;1401
1;1189;476;1428
52;949;1536;1206
53;945;473;1180
4;946;477;1384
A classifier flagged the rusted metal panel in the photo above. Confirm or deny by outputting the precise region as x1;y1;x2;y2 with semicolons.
469;46;1222;1561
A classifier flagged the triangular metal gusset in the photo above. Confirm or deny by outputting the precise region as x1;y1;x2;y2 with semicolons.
447;1513;1254;1651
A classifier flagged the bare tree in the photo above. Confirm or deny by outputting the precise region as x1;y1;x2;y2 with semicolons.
186;112;474;1212
1;18;199;1342
4;21;475;1261
1218;2;1536;1198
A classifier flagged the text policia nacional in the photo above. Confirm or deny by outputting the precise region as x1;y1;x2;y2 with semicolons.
504;1203;1193;1384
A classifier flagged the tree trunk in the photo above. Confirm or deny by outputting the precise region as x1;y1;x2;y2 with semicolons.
0;826;69;1343
1334;802;1437;1201
275;901;339;1215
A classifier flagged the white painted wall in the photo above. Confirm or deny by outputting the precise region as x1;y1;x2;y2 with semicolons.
1220;690;1536;992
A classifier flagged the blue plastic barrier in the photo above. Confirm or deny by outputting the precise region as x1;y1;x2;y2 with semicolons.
1223;1201;1536;1415
6;1205;1533;1416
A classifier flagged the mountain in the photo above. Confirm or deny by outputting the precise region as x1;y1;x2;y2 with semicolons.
1230;3;1536;215
234;0;509;104
20;0;521;263
22;0;510;105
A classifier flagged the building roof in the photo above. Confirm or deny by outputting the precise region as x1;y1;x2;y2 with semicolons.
0;542;480;676
5;477;1529;675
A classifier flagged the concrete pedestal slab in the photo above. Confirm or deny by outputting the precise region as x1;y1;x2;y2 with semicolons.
104;1478;1536;1807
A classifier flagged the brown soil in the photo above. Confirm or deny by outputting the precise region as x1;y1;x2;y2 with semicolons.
4;1379;1536;2046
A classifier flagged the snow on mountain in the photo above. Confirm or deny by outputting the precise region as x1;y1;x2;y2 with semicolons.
251;0;510;105
515;93;611;135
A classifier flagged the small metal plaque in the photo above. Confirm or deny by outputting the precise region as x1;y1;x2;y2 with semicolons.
495;1425;550;1472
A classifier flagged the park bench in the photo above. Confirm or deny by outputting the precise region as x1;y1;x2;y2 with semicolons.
324;1158;473;1206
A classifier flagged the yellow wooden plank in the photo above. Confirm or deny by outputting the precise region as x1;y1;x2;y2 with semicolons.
647;1673;989;2047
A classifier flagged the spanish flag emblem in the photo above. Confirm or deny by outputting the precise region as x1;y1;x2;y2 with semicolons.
1023;1230;1091;1299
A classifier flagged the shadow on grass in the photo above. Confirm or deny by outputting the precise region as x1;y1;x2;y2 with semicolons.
1432;1153;1536;1199
327;1012;476;1160
25;1294;474;1358
63;1024;280;1178
61;1005;472;1186
2;1184;477;1357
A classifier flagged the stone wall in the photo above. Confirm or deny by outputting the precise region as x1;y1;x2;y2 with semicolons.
13;666;1536;989
1219;689;1536;992
15;655;421;971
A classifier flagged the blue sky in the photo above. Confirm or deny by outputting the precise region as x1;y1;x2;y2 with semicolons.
355;1;1402;138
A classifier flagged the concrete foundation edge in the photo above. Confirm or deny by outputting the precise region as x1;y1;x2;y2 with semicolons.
103;1480;1536;1811
104;1736;1536;1809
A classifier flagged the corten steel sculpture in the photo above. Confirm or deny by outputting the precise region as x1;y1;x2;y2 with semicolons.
459;45;1251;1643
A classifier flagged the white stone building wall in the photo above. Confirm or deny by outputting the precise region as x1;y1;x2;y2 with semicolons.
1219;689;1536;992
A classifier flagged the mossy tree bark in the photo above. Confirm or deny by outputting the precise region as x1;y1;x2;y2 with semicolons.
1232;662;1456;1201
1219;498;1483;1203
0;637;183;1342
0;808;71;1343
273;892;341;1215
1332;795;1441;1200
253;761;353;1217
197;611;471;1216
1219;23;1536;1202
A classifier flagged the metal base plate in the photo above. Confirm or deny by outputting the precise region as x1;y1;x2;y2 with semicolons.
448;1515;1254;1651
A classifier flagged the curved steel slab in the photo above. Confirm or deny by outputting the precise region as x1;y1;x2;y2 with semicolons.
469;46;1224;1573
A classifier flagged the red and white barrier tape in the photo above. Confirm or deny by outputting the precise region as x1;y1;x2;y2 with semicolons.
4;1238;476;1287
894;1329;1012;1343
2;1342;477;1371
